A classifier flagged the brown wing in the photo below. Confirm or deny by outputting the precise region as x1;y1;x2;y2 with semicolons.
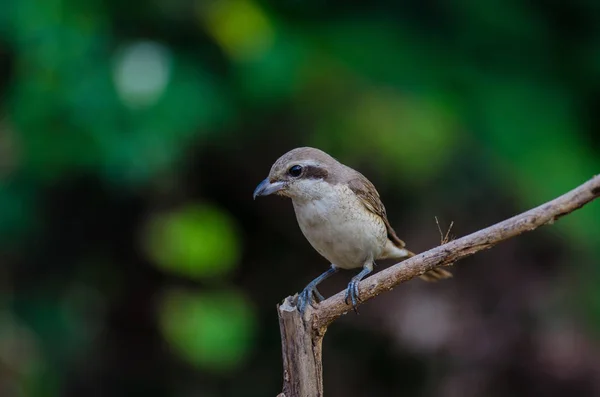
347;172;452;281
347;172;406;248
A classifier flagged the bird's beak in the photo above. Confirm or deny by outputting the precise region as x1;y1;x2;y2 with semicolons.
253;178;286;199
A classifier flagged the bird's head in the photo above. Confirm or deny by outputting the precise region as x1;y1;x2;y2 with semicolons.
253;147;341;201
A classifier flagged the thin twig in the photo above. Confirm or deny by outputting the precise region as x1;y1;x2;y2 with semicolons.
435;216;455;245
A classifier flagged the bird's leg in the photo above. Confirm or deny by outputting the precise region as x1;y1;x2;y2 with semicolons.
345;262;374;313
297;265;339;313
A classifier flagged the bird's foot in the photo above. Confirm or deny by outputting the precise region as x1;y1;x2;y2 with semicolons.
297;285;324;313
344;278;362;313
295;265;339;313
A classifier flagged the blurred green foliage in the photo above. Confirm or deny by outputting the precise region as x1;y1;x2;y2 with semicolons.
0;0;599;395
144;203;241;280
159;288;256;371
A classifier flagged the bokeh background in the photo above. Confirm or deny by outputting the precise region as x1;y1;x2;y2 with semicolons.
1;0;600;396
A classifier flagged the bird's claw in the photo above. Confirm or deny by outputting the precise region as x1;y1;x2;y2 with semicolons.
313;287;325;302
344;278;362;313
297;286;323;313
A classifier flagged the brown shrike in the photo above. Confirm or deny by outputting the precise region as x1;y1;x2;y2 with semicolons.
253;147;451;313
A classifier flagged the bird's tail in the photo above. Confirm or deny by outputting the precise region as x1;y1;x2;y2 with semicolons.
405;250;453;282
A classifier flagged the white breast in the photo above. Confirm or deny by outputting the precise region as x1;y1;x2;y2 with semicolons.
292;182;387;269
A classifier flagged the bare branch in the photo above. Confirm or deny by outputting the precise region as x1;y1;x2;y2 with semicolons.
315;175;600;328
278;174;600;396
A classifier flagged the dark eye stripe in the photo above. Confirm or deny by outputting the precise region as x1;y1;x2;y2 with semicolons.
303;165;328;180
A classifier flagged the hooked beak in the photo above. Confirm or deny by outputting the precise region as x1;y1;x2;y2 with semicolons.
253;178;286;200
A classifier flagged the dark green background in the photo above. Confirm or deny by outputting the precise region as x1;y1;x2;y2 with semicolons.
0;0;599;396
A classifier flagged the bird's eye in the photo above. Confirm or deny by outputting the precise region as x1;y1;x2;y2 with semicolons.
288;165;303;177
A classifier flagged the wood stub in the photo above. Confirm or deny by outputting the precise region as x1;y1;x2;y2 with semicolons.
278;297;324;397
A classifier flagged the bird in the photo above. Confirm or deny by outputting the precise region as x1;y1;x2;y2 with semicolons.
253;147;451;313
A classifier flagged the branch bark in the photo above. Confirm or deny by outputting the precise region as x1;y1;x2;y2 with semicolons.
278;175;600;397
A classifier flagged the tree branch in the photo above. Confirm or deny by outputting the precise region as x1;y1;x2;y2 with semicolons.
278;174;600;397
